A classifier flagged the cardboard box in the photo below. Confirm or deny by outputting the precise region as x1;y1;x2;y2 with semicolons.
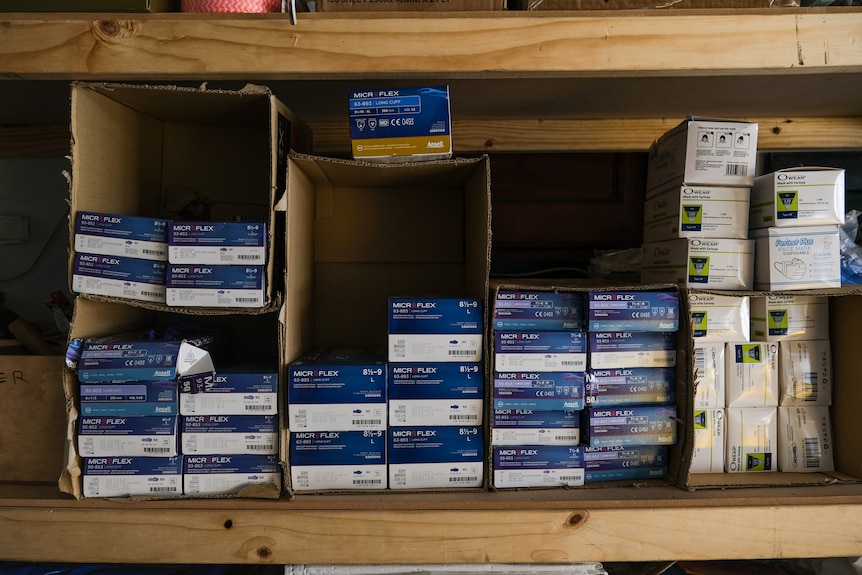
752;226;841;291
646;117;758;196
388;426;484;489
518;0;776;9
750;167;845;230
316;0;504;11
69;82;311;314
0;355;66;483
643;185;750;243
0;0;179;11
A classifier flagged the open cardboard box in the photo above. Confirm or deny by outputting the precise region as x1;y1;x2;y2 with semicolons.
279;152;492;495
68;82;311;315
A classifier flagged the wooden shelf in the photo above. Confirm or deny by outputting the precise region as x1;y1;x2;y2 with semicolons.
1;9;861;566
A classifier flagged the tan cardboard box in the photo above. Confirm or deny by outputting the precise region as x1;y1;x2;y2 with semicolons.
316;0;504;11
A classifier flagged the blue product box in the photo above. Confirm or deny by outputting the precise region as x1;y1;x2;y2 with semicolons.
289;430;387;491
288;348;387;431
493;289;583;331
587;290;680;332
494;331;587;372
492;371;585;411
387;426;483;489
166;264;266;308
491;409;579;429
77;415;179;457
79;380;178;416
492;445;584;488
74;211;169;261
181;414;278;455
76;330;222;384
180;365;278;416
587;331;677;369
182;454;282;496
71;252;167;303
349;86;452;162
584;367;676;406
388;362;483;427
583;445;669;483
388;297;483;363
583;405;678;448
83;456;183;498
490;409;580;446
168;221;267;265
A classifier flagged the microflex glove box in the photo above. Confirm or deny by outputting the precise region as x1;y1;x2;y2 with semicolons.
584;367;675;407
79;381;178;417
166;264;266;308
494;330;587;372
693;342;726;409
388;362;483;427
349;86;452;162
750;167;845;230
492;371;585;411
750;294;830;342
778;406;834;473
586;290;680;332
490;409;580;446
388;297;483;363
641;238;755;290
77;415;179;457
689;292;751;341
583;445;669;483
181;414;278;455
168;221;268;265
492;445;584;489
643;185;750;242
587;331;677;370
72;253;167;303
690;408;725;474
74;211;168;261
493;289;583;331
726;342;778;408
752;225;841;291
779;340;832;407
182;454;281;496
582;405;678;448
646;116;758;196
290;430;387;491
388;426;483;489
75;330;219;384
726;407;777;473
180;366;278;416
287;348;387;432
83;456;183;499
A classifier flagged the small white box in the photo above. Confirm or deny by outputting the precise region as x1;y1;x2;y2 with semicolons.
725;407;777;473
752;226;841;291
725;342;778;408
643;185;750;242
750;167;845;230
693;342;726;409
689;292;750;341
778;406;834;472
690;409;725;474
641;238;754;290
750;294;830;342
779;340;832;406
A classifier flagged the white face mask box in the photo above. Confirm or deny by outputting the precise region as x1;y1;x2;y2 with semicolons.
180;414;278;455
387;426;484;489
690;408;725;474
725;342;778;408
750;167;845;230
779;340;832;407
74;211;169;261
693;342;726;409
641;238;755;290
290;430;387;491
492;445;584;489
83;456;182;499
643;185;750;242
389;362;484;426
778;406;834;472
183;454;281;496
490;409;580;446
689;292;750;341
750;294;830;342
751;225;841;291
646;117;758;196
493;371;585;412
726;407;777;473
